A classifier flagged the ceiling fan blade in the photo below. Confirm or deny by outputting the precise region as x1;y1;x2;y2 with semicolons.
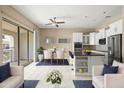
45;23;52;25
56;22;65;24
49;19;55;23
54;17;56;21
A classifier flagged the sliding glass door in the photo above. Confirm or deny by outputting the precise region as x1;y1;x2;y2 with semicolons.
20;28;28;66
2;20;19;65
20;28;34;66
2;18;34;66
29;31;34;63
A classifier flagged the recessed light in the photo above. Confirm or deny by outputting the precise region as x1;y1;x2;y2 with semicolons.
84;16;88;18
103;11;107;14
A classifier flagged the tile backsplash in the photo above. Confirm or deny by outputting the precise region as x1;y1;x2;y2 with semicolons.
83;45;96;50
95;45;108;51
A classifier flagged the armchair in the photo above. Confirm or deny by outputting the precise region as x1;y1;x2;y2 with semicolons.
43;50;52;63
92;61;124;88
56;50;64;64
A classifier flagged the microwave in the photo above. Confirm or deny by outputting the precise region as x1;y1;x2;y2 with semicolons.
99;38;106;45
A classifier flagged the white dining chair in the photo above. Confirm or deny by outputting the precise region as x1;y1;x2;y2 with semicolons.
56;50;64;64
43;50;53;64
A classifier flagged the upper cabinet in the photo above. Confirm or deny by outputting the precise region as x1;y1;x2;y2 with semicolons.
95;32;101;45
105;26;111;37
106;19;122;37
109;19;122;36
105;27;111;45
99;28;105;39
98;19;122;45
73;32;83;42
83;35;90;45
72;20;122;45
90;32;96;45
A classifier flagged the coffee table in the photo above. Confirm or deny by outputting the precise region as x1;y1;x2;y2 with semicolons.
36;66;75;88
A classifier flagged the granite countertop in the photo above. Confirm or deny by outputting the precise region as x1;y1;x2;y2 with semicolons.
75;52;105;56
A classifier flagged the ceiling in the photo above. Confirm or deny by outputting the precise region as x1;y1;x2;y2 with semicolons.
12;5;122;28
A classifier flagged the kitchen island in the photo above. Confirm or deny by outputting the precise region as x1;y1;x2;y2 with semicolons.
74;52;107;76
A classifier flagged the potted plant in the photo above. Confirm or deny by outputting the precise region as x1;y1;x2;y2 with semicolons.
46;70;63;88
37;46;44;62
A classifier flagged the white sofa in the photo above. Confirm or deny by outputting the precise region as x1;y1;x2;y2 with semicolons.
0;65;24;88
92;60;124;88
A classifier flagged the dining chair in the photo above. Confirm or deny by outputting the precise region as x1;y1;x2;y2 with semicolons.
56;50;64;64
43;50;52;64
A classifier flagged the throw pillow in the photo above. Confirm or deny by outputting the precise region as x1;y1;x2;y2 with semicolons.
0;62;11;82
102;64;118;75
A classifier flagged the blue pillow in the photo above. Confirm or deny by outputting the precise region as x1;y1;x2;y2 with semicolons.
0;63;11;82
102;64;118;75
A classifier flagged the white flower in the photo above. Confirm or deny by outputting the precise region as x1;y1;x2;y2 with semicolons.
51;75;56;79
56;74;59;77
46;70;63;84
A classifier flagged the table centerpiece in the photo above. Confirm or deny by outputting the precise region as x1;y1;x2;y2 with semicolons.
46;70;63;88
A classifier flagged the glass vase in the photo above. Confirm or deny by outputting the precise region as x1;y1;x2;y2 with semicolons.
53;84;60;88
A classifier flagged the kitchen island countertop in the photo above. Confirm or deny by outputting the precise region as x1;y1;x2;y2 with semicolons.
75;52;105;57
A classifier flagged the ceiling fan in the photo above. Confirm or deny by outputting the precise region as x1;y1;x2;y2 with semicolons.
45;17;65;27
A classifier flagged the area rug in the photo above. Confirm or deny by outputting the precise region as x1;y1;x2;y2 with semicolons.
73;80;94;88
36;59;69;66
23;80;39;88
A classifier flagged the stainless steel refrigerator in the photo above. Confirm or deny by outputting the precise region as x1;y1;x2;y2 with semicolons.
108;34;122;65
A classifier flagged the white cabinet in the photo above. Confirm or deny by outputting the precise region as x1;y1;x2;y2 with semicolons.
116;20;122;34
95;28;105;45
88;56;105;74
105;27;111;45
73;32;83;42
83;35;90;45
75;56;89;75
90;32;96;45
105;19;122;45
78;33;83;42
110;19;122;36
91;20;122;46
75;56;105;75
99;28;105;39
106;26;111;37
110;22;116;36
95;32;100;45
